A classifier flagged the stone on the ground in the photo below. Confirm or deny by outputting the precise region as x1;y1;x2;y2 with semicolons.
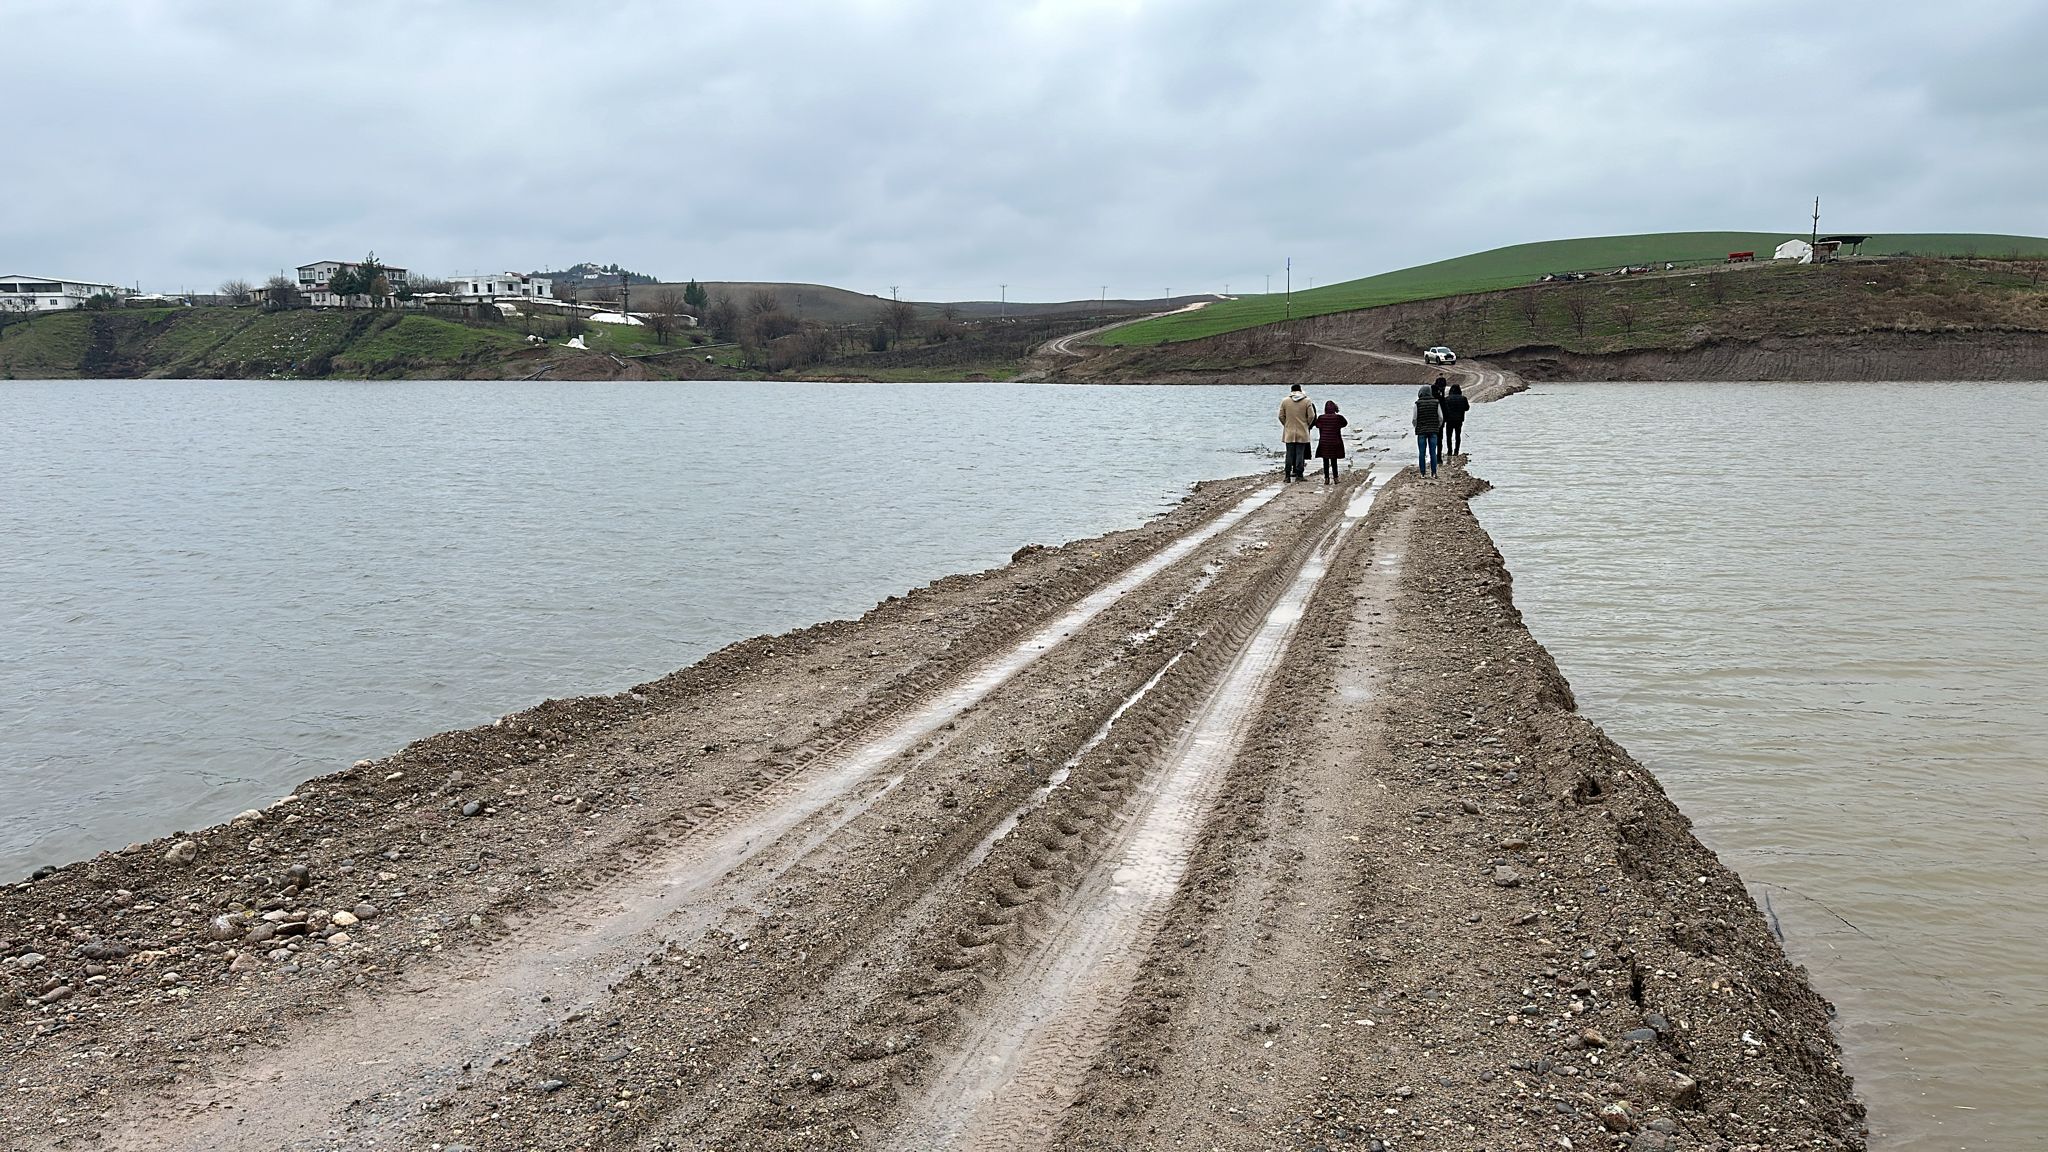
165;840;198;865
1492;865;1522;887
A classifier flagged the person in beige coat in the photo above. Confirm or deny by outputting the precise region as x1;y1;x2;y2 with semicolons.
1277;384;1317;483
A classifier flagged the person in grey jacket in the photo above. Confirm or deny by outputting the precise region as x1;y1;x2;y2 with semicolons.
1412;385;1442;477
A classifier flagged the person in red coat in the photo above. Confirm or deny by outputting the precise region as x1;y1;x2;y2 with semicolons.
1312;400;1348;485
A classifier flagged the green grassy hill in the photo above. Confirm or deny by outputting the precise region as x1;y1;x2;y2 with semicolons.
0;308;531;379
1101;232;2048;346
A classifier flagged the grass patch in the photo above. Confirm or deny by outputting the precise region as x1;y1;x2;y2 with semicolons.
1104;231;2048;346
205;311;368;376
0;312;95;376
1388;258;2048;356
332;315;527;375
144;309;260;368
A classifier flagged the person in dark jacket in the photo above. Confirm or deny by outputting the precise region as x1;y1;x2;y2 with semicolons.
1430;376;1451;458
1312;400;1348;484
1412;385;1441;477
1440;382;1470;455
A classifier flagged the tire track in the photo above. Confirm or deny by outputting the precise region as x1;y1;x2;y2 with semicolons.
884;467;1396;1150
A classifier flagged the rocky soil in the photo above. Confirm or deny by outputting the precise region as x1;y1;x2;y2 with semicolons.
1;384;1863;1149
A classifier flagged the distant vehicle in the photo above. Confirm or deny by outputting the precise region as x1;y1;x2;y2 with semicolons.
1538;271;1590;283
1423;346;1457;365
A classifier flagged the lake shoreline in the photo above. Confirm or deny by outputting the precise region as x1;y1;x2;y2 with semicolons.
0;443;1864;1147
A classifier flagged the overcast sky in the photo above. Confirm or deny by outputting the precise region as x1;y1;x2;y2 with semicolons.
7;1;2043;301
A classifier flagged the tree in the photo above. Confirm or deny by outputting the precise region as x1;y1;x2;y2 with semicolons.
410;276;452;296
1613;301;1639;337
706;294;741;341
263;275;302;311
746;288;782;317
1706;271;1728;304
683;279;709;311
1519;287;1541;333
885;298;917;342
645;289;687;345
219;279;254;306
327;266;363;297
869;323;891;352
1563;285;1590;338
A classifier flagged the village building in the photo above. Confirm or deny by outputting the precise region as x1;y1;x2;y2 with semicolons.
296;259;409;308
0;274;128;312
445;273;553;302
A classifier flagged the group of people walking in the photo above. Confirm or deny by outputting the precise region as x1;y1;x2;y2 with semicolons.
1410;376;1469;478
1275;375;1470;485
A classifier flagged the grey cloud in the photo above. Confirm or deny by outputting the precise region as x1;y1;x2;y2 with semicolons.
5;0;2043;301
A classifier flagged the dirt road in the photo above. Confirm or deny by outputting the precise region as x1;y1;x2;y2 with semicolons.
3;423;1862;1149
1038;300;1215;358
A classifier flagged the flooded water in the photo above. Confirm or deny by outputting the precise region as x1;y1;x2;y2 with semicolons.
0;379;1406;878
1472;381;2048;1149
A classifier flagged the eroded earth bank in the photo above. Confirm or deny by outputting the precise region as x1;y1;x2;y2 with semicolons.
3;438;1863;1150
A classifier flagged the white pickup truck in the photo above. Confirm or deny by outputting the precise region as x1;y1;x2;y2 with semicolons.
1423;346;1458;365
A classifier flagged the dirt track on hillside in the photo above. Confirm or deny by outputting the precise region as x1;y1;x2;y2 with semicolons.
3;402;1862;1149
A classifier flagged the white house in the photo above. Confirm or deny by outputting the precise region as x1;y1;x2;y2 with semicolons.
0;274;128;312
447;273;553;302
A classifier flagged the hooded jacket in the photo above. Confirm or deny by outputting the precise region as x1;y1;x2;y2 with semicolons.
1313;401;1348;459
1278;392;1317;444
1412;386;1442;436
1440;387;1471;427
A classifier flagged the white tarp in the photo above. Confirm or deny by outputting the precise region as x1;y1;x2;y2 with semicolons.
1774;239;1814;264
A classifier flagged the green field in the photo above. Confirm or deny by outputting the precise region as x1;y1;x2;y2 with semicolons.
0;307;539;378
1101;232;2048;346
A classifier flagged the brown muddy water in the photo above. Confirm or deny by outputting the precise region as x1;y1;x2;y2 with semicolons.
0;379;1412;878
1472;381;2048;1149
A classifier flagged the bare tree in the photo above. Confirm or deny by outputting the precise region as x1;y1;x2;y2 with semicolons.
1706;271;1728;304
1563;285;1590;338
262;275;302;311
1519;287;1541;333
886;298;917;342
745;288;782;317
706;294;741;340
1613;301;1639;337
645;289;686;345
218;279;254;306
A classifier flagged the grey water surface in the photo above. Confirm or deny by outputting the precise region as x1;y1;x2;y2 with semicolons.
0;379;1406;877
1472;381;2048;1149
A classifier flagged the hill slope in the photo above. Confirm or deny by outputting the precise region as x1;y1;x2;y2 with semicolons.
639;282;1199;324
1102;231;2048;346
0;308;533;379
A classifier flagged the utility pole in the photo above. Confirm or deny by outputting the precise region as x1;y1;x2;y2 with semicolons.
1265;273;1270;295
620;267;629;317
1811;196;1820;250
889;286;899;301
1100;286;1106;317
1285;257;1292;322
999;284;1006;320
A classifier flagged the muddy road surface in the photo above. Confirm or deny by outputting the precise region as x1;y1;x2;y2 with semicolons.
4;451;1862;1150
